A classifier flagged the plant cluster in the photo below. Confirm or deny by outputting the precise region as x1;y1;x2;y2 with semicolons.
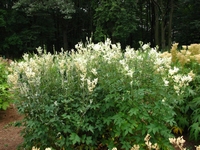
8;39;193;150
0;57;12;110
162;43;200;141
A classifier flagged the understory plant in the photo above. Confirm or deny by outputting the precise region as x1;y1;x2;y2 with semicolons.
164;43;200;141
0;57;12;110
8;39;193;150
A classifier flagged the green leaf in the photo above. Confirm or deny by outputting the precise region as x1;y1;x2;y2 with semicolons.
2;101;9;110
192;109;200;122
103;116;112;125
123;124;133;136
86;136;93;145
189;122;200;141
63;125;71;133
147;123;160;135
121;141;131;150
69;133;81;145
128;108;139;116
87;125;94;133
188;88;195;96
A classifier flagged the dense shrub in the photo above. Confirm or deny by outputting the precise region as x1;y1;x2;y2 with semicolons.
0;57;12;110
164;43;200;141
8;39;193;150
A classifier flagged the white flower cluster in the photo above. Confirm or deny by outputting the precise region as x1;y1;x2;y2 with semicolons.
167;67;193;95
169;136;186;150
8;48;69;95
144;134;159;150
138;43;193;96
196;145;200;150
8;40;194;102
123;43;193;96
111;134;159;150
87;78;98;92
32;147;51;150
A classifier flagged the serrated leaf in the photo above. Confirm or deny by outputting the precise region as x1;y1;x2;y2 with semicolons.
176;114;189;127
188;88;195;96
69;133;80;145
87;125;94;133
121;141;131;150
172;126;183;135
147;123;160;134
191;97;200;106
123;125;133;136
86;136;93;145
189;122;200;140
128;108;139;116
103;116;112;125
192;109;200;122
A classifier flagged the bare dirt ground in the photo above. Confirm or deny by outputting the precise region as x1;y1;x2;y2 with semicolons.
0;105;23;150
0;105;199;150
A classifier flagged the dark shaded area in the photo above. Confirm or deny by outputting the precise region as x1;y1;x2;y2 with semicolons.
0;0;199;59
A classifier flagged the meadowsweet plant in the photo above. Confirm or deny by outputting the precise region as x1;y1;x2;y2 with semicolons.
169;136;186;150
8;39;193;149
165;43;200;141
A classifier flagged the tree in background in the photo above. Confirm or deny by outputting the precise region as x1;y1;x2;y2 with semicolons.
0;0;26;58
151;0;174;50
13;0;75;51
173;0;200;45
0;0;199;58
0;0;61;58
93;0;137;47
134;0;175;50
66;0;94;48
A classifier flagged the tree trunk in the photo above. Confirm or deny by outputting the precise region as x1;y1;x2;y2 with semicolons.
154;0;160;47
151;0;155;46
63;28;68;51
61;18;69;51
160;18;165;50
167;0;174;49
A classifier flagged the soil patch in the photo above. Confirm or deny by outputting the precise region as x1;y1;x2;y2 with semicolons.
0;105;23;150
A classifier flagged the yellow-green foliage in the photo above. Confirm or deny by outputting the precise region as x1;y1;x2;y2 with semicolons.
161;43;200;141
170;43;200;66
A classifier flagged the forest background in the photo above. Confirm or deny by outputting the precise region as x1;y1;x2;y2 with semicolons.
0;0;200;58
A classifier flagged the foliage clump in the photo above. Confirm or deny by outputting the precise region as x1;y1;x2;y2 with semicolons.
0;57;12;110
8;39;193;149
161;43;200;141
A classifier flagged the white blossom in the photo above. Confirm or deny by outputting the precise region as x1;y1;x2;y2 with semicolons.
169;67;179;75
91;68;97;75
87;78;98;92
142;44;150;50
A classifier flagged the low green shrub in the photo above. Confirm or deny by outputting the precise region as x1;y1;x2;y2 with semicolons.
0;57;12;110
8;39;193;150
